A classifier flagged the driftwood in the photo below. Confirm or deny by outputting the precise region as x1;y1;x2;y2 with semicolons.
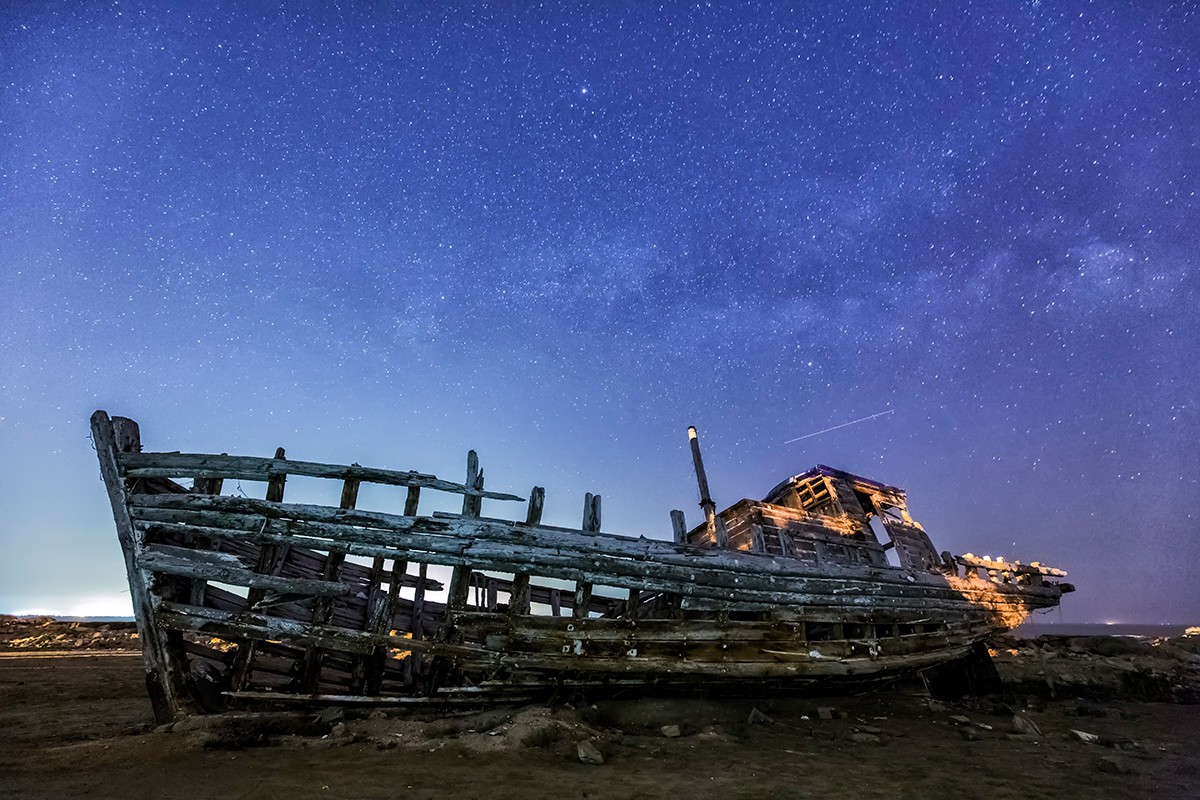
90;410;1072;722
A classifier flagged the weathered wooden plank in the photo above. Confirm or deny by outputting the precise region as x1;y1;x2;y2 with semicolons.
139;543;350;597
477;630;989;671
455;612;993;643
156;601;477;659
470;641;974;679
955;554;1067;577
134;520;442;590
126;497;1064;610
226;689;543;706
128;511;1062;613
118;451;525;502
90;411;193;723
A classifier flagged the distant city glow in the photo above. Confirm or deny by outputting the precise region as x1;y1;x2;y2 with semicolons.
13;596;133;618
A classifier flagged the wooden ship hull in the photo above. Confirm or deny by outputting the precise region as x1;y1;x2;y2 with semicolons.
91;411;1072;722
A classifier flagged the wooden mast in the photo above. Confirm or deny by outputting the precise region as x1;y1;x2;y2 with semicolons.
688;426;729;547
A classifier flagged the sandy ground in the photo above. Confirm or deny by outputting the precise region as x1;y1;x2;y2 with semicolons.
1;649;1196;800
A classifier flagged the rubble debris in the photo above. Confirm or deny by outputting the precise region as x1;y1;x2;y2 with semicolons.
577;740;605;765
746;708;774;726
1012;714;1042;736
846;731;882;745
989;633;1200;703
1096;755;1136;775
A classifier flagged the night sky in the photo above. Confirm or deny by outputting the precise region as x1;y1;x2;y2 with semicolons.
1;3;1196;624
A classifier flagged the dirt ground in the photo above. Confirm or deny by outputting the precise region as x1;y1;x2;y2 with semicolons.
1;651;1196;800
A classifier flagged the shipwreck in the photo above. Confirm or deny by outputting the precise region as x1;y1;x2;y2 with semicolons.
91;411;1072;722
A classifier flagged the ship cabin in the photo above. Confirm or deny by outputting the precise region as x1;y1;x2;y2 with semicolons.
685;465;945;573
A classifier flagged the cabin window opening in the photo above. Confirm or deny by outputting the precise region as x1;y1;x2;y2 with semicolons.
876;623;896;638
729;610;763;622
870;515;902;567
853;490;876;520
896;623;918;637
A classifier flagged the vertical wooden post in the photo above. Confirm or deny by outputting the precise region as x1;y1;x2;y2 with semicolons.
187;476;224;607
574;492;599;619
582;492;601;532
230;446;288;691
525;486;545;525
393;484;422;690
430;451;483;692
265;448;287;502
573;581;593;621
404;485;421;516
406;562;428;686
91;411;193;723
626;587;642;620
363;554;407;695
508;573;531;617
749;522;767;554
303;478;359;693
486;579;499;612
448;455;480;614
447;450;482;612
507;487;541;618
461;450;482;517
662;510;690;617
777;530;795;557
670;510;688;544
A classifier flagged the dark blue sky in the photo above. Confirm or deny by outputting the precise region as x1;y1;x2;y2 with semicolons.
1;2;1196;622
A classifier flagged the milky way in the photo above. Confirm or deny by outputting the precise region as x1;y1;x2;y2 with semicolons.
1;3;1196;622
